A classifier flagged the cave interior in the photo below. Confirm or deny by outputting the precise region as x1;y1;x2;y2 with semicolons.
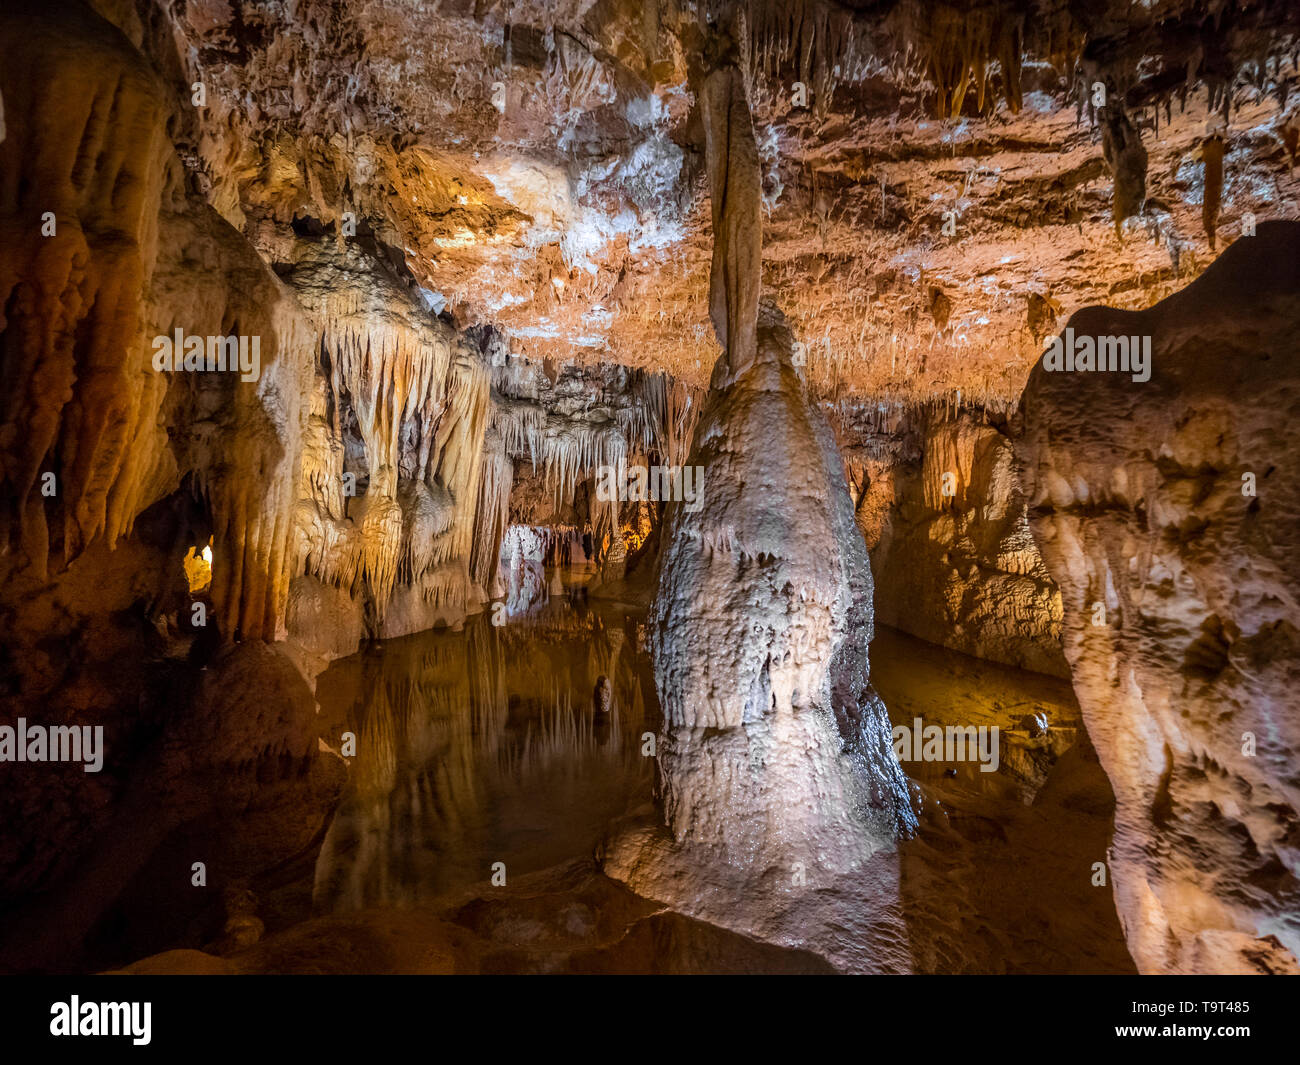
0;0;1298;978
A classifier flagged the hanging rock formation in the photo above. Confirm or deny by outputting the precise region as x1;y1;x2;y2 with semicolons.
1016;221;1300;974
1201;133;1227;249
0;0;314;645
480;356;702;600
283;236;490;649
701;63;761;385
1101;103;1148;231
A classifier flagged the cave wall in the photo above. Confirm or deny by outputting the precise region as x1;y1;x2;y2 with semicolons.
482;357;701;595
282;235;492;648
1016;221;1300;975
0;0;494;961
843;407;1069;678
0;1;342;965
0;0;319;645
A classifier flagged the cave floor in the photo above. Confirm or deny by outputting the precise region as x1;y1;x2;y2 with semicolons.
119;601;1135;974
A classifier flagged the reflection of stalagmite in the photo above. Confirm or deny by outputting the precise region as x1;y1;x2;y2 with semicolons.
603;39;915;972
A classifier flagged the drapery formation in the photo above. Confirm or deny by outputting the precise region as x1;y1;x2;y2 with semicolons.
0;0;312;641
288;241;490;621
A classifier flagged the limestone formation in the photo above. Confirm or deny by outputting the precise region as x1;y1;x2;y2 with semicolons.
284;236;491;644
603;52;914;970
700;63;761;384
849;411;1069;677
1017;221;1300;974
3;0;1300;983
1101;104;1148;231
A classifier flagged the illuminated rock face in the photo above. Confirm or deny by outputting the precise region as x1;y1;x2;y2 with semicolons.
1016;221;1300;974
283;236;492;646
860;413;1069;678
0;0;314;643
656;314;915;832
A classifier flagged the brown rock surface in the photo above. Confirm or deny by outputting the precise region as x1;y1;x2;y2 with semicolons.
1016;220;1300;974
851;410;1069;677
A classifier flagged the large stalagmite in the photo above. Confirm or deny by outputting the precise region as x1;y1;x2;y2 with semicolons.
603;44;915;972
1016;221;1300;975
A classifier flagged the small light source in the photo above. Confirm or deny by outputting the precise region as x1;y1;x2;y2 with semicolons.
184;537;214;594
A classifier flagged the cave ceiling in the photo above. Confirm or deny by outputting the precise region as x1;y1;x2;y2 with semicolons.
107;0;1300;406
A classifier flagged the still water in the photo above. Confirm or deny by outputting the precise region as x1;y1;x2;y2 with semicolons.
304;597;1132;973
313;599;657;910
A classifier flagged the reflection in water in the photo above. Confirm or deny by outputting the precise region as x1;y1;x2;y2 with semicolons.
299;603;1132;974
313;603;657;911
872;625;1135;973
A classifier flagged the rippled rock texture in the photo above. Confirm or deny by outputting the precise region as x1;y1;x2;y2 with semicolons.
1016;221;1300;974
604;312;917;971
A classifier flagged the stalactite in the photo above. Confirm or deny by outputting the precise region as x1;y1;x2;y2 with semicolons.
632;372;701;469
701;0;860;113
1201;134;1227;249
1282;116;1300;170
470;433;514;590
1101;104;1148;232
0;3;170;577
894;1;1025;119
0;2;315;642
701;51;762;383
286;240;489;619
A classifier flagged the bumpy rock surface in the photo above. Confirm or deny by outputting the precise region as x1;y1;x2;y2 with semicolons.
605;312;917;970
1016;220;1300;974
853;411;1068;677
604;50;914;969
